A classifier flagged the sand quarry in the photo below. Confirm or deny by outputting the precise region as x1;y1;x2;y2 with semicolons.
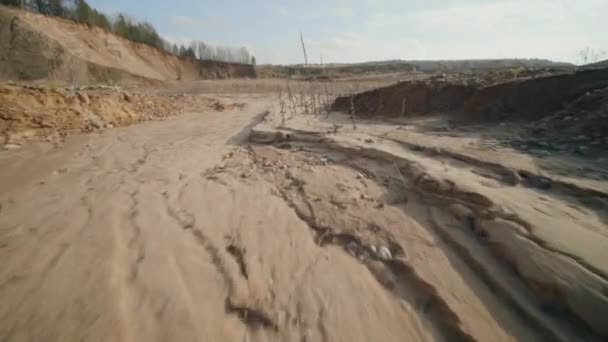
1;5;608;342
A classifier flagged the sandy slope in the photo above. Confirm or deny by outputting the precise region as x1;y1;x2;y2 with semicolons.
0;97;606;342
0;6;254;83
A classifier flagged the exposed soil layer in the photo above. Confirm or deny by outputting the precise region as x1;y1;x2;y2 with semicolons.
332;78;478;116
0;83;241;144
0;6;255;84
332;67;608;122
463;68;608;121
499;86;608;157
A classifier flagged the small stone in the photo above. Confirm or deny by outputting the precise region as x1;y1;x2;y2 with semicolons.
576;146;590;155
3;144;21;150
562;116;573;121
76;92;90;105
106;124;114;129
364;138;374;143
370;245;377;254
531;149;552;157
345;241;359;256
378;246;392;261
217;163;226;169
88;113;104;129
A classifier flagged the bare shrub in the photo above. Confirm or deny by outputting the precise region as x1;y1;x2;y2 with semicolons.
349;84;358;129
286;81;297;118
278;87;286;126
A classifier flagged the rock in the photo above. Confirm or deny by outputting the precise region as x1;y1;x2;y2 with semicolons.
378;246;392;261
576;146;590;155
76;92;90;105
346;241;359;256
122;93;132;102
370;245;377;254
530;149;552;157
562;116;573;121
537;141;550;147
364;138;374;143
87;113;104;129
105;124;114;129
285;169;295;179
3;144;21;150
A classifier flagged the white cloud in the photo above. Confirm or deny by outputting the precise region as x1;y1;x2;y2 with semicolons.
275;7;289;17
169;15;232;32
332;8;355;19
363;0;608;63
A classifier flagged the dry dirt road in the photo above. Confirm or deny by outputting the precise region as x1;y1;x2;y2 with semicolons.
0;98;606;342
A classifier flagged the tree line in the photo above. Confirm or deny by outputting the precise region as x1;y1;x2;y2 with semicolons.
0;0;255;65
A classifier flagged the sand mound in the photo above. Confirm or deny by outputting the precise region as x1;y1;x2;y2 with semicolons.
0;6;255;84
0;83;229;144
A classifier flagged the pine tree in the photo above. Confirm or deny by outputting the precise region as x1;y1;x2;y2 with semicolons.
74;0;92;23
0;0;22;7
48;0;64;16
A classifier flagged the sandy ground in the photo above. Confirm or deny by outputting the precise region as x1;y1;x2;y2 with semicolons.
1;96;606;342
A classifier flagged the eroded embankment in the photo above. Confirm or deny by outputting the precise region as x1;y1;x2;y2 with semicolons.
332;68;608;121
245;125;608;341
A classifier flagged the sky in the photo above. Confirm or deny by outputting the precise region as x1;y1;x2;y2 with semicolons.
87;0;607;65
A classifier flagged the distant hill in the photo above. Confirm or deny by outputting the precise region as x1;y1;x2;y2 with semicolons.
260;58;575;79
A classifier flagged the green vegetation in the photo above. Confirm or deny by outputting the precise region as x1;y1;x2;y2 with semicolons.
0;0;254;64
